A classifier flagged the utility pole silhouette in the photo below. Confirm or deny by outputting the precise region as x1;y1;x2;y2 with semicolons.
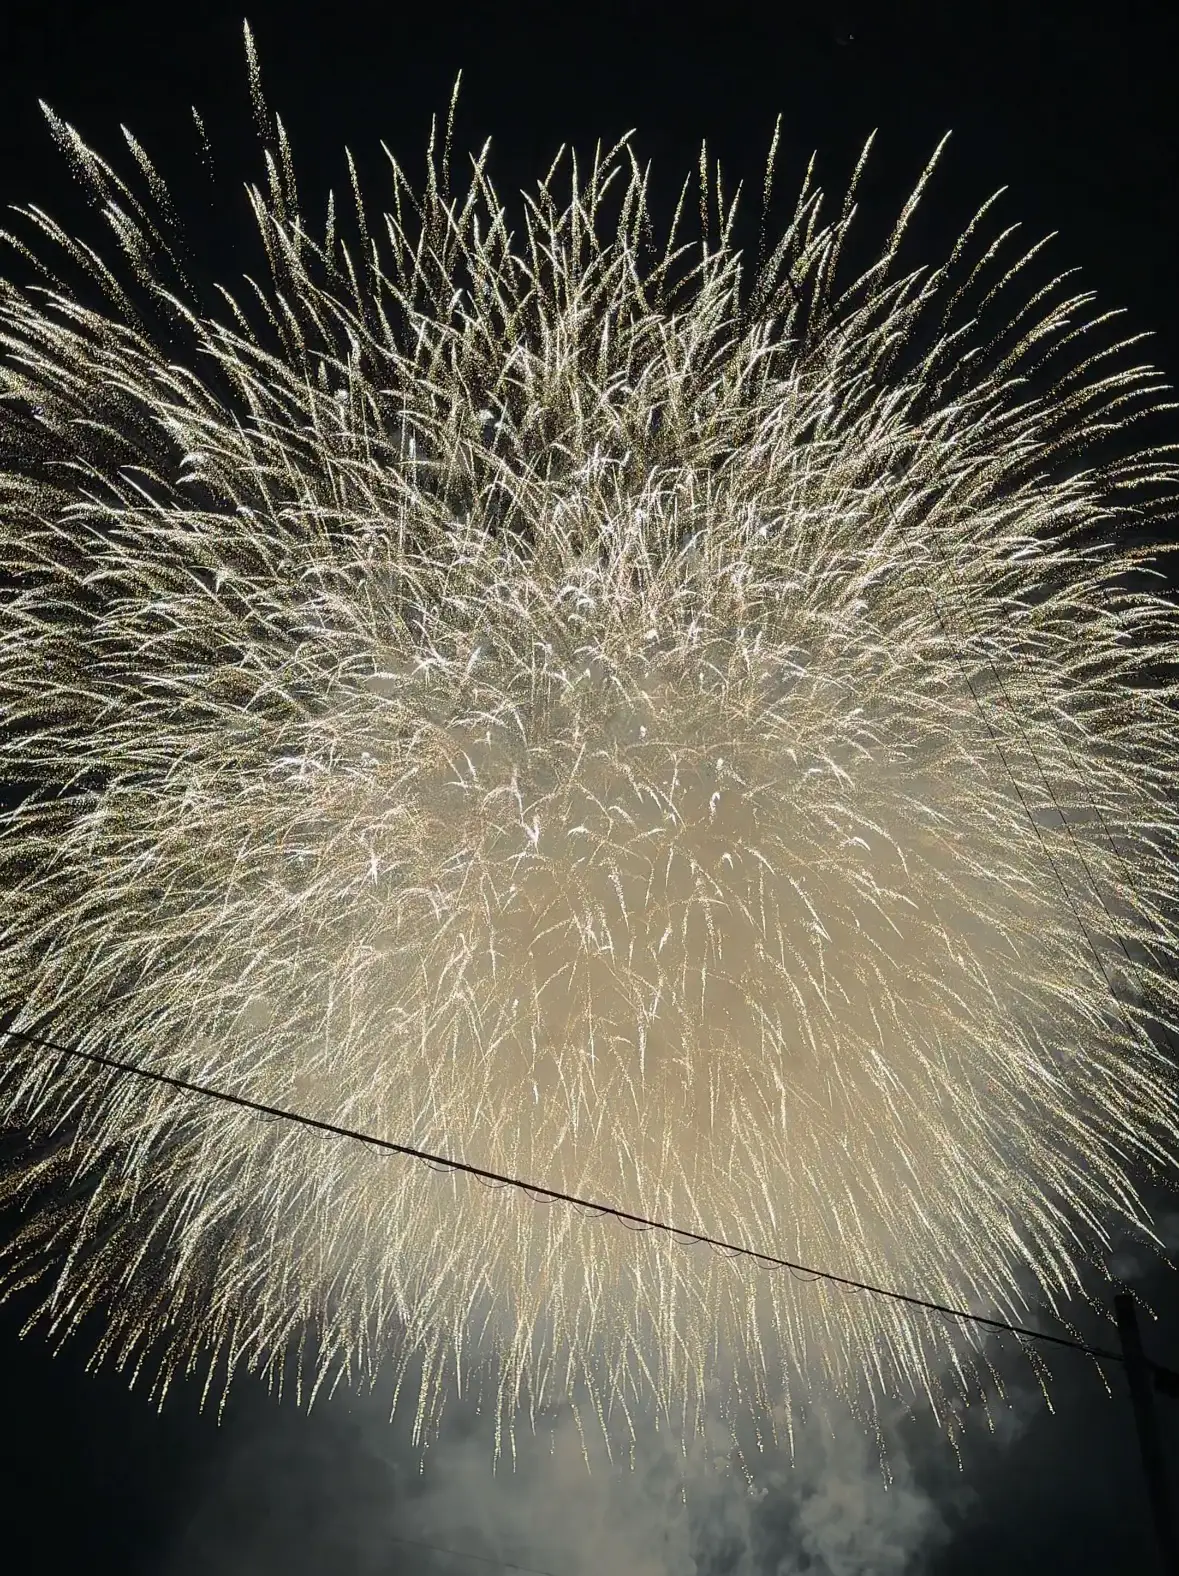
1116;1294;1179;1575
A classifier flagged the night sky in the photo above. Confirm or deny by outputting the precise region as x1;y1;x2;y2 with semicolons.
1;2;1178;1571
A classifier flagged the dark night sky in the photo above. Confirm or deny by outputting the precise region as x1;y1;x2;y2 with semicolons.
1;2;1179;1572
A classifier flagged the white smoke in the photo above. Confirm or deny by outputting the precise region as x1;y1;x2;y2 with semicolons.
164;1387;955;1576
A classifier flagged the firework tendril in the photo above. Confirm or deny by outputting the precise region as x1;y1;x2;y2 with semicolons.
1;36;1178;1468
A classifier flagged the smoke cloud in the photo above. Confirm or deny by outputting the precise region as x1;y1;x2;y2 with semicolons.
164;1387;956;1576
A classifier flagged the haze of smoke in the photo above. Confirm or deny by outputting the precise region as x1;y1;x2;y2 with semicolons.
164;1384;953;1576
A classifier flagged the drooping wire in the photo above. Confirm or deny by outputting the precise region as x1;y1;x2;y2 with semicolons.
877;449;1162;1049
0;1019;1147;1374
383;1529;557;1576
894;451;1179;1051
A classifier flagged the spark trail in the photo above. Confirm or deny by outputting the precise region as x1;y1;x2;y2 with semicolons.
1;36;1178;1466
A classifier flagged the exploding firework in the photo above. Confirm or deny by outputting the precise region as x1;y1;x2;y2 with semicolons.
1;30;1178;1468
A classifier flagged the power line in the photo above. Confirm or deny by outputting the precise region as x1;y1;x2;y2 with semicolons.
0;1019;1135;1370
876;453;1145;1039
911;470;1179;1068
383;1530;557;1576
3;459;1174;1397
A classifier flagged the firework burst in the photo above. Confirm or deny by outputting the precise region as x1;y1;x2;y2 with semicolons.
1;33;1178;1467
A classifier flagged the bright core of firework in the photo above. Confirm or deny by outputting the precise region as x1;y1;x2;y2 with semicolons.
1;40;1178;1465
